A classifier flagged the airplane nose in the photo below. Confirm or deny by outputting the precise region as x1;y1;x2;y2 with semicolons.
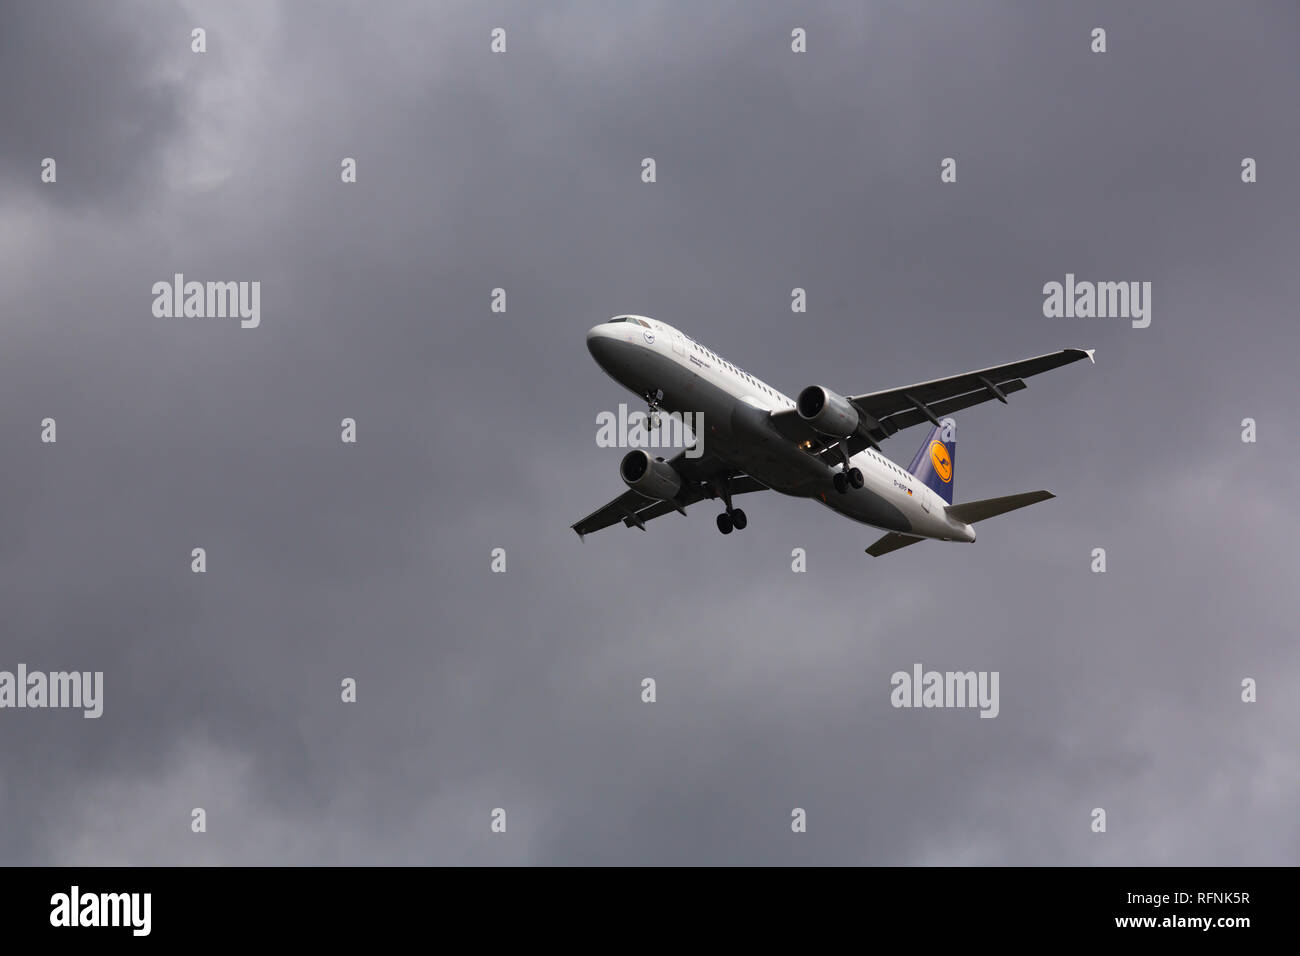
586;323;614;362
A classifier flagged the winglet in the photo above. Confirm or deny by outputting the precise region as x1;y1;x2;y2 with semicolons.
1082;348;1096;364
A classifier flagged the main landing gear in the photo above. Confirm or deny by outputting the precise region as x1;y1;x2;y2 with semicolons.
832;467;864;494
710;477;748;535
831;443;864;494
716;508;747;535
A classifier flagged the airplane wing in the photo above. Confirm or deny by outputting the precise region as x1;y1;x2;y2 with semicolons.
769;348;1094;463
571;450;768;537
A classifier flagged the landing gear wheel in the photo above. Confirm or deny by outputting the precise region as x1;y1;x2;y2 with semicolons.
730;508;747;531
833;472;849;494
848;467;864;489
716;512;734;535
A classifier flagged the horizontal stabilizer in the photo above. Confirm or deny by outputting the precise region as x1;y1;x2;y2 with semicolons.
866;532;925;557
946;490;1054;524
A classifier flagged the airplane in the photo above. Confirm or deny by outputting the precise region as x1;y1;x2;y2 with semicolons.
571;315;1093;556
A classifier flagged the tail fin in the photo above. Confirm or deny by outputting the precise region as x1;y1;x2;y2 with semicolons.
907;417;956;505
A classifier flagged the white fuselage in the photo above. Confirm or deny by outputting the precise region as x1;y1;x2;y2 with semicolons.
586;315;975;542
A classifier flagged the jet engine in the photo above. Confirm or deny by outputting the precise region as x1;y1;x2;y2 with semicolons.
619;449;683;500
796;386;859;438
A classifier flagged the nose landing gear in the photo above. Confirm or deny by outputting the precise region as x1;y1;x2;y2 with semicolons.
643;389;664;429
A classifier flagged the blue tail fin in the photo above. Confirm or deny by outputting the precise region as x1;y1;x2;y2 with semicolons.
907;417;956;504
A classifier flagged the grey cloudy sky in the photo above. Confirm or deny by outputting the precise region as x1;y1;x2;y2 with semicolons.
1;0;1297;865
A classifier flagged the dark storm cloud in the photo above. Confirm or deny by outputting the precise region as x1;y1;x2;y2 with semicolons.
0;0;192;207
1;0;1297;865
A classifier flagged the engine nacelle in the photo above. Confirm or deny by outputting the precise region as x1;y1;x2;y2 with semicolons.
619;449;683;500
796;385;859;438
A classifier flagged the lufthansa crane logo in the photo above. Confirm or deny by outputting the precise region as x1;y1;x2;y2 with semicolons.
929;440;952;482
